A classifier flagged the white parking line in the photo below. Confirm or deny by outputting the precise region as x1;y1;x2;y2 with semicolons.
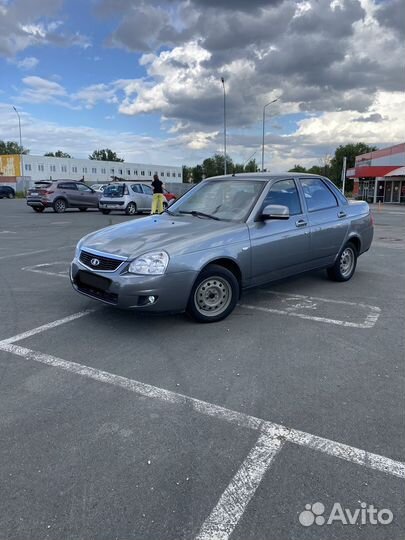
196;432;284;540
0;244;75;260
0;339;403;480
1;310;93;344
0;312;403;540
21;262;69;278
240;291;381;329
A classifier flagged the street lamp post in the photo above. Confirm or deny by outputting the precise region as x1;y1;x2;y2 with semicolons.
12;106;24;180
221;77;227;175
261;98;278;172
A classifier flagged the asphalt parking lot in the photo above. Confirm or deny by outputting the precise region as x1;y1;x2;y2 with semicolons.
0;200;404;540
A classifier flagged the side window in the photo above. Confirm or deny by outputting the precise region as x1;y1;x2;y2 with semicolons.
131;184;142;193
300;178;338;212
58;182;77;190
142;185;153;195
263;179;302;216
77;184;92;192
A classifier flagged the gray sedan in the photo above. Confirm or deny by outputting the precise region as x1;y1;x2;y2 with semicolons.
70;173;373;322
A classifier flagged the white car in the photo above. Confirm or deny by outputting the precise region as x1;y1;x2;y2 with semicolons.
90;184;107;193
98;182;167;215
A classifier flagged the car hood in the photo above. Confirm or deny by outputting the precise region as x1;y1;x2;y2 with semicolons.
80;214;248;259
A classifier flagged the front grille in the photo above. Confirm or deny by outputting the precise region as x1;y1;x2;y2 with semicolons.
79;250;125;272
74;270;118;305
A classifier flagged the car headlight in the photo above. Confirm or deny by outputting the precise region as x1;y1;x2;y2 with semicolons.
128;251;169;275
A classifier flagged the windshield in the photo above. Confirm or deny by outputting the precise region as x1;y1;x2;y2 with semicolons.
169;179;265;221
103;184;126;197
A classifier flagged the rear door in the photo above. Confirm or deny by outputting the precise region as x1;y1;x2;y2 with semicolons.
248;178;311;284
57;182;79;205
299;177;349;265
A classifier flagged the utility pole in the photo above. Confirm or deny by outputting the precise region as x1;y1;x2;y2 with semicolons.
12;106;24;181
261;99;278;172
221;77;227;175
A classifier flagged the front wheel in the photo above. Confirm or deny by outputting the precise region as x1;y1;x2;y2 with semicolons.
186;264;240;323
8;192;15;199
125;202;137;216
327;242;358;282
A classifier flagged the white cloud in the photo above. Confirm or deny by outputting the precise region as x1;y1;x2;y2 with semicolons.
16;56;38;70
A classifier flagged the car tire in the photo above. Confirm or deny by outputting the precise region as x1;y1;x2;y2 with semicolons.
33;206;45;213
186;264;240;323
53;198;67;213
100;209;111;215
327;241;358;282
79;208;88;212
125;202;137;216
163;201;168;210
8;192;15;199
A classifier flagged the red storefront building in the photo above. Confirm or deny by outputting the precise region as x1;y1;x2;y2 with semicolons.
347;143;405;204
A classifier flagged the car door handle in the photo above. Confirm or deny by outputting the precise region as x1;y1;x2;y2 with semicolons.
338;211;347;218
295;219;307;227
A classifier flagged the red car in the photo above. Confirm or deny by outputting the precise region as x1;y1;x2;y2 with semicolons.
163;188;177;202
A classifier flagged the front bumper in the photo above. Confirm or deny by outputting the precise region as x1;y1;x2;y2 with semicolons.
70;258;198;312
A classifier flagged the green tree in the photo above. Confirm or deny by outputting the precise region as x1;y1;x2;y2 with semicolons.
288;164;307;173
244;159;259;173
191;164;204;183
0;140;29;155
44;150;72;158
89;149;124;162
330;143;377;189
202;153;234;178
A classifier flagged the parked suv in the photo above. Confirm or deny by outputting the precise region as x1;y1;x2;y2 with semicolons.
27;180;100;213
0;185;15;199
99;182;168;215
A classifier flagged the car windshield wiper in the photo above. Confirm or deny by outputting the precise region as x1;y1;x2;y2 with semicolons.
179;210;221;221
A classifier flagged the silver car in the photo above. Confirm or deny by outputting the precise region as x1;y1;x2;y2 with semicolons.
71;173;373;322
98;182;166;215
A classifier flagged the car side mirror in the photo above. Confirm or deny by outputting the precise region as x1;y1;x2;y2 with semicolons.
261;204;290;220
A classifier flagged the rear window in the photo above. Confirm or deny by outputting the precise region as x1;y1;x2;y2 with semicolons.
34;182;52;187
103;184;127;197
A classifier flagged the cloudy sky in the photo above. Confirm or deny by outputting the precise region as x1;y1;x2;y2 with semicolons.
0;0;404;169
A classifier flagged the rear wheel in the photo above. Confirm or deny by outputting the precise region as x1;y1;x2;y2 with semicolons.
186;264;239;323
33;206;45;213
100;209;111;215
125;202;137;216
327;241;358;282
8;192;15;199
53;198;67;213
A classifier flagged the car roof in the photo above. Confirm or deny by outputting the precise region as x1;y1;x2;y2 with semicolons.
204;172;325;181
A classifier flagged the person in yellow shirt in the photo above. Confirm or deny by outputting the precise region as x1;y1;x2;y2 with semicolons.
151;174;165;214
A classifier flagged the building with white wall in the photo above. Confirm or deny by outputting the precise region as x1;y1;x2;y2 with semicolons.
0;154;183;185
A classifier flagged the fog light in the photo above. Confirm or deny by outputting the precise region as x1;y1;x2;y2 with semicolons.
148;295;156;304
